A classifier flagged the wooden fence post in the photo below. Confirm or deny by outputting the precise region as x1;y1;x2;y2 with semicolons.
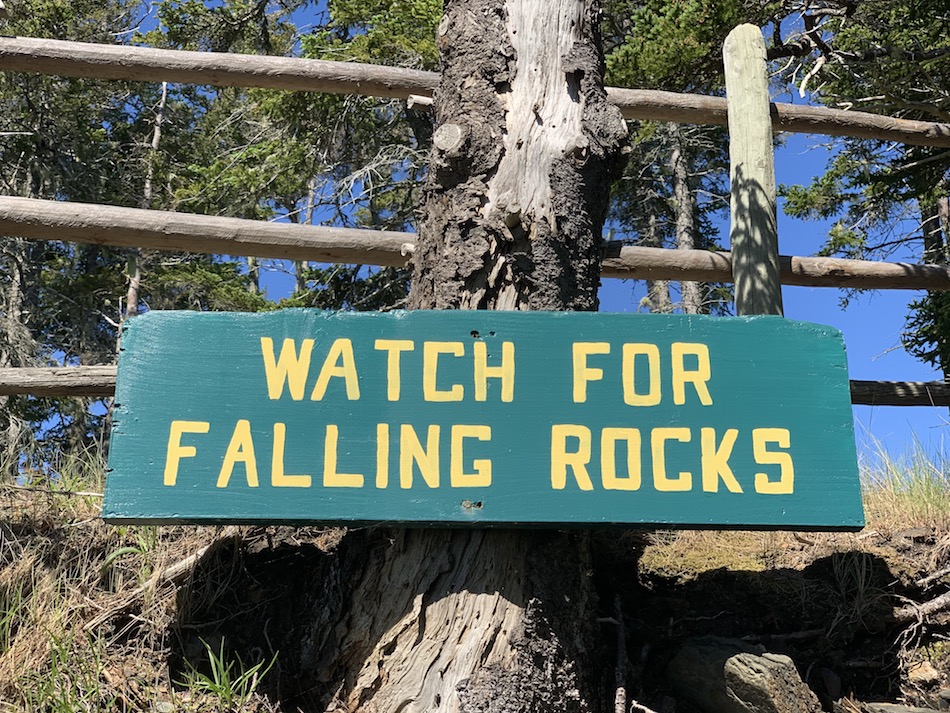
724;24;784;316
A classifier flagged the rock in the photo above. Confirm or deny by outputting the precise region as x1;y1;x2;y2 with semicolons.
896;527;932;543
152;703;175;713
666;636;821;713
820;667;842;701
909;661;942;687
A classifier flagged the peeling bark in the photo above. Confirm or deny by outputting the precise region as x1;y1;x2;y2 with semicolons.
300;530;601;712
411;0;628;311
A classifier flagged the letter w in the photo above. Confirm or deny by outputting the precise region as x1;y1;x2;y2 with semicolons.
261;338;314;400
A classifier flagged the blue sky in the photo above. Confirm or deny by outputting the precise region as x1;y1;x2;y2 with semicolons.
600;132;947;461
247;6;947;463
263;128;948;463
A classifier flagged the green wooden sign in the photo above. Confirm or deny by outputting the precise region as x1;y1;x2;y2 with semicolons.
103;310;864;530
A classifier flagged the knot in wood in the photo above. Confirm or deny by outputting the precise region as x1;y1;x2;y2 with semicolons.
433;122;467;155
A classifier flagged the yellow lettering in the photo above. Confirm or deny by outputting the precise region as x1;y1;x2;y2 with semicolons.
261;337;313;400
400;424;440;488
271;423;311;487
451;425;492;487
622;344;661;406
700;428;742;493
550;424;594;490
671;343;713;406
423;342;465;402
753;428;794;494
323;425;364;488
164;420;209;486
651;427;692;492
601;427;642;491
474;341;515;402
217;420;259;488
374;339;414;401
376;423;390;489
311;338;360;401
573;343;610;403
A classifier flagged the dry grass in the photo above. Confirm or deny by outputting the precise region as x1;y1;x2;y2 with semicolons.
0;449;264;711
639;447;950;584
862;446;950;531
3;444;950;710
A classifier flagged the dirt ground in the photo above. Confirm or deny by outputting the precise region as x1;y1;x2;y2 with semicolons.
4;478;950;712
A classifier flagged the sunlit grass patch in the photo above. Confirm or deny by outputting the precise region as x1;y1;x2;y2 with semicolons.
861;444;950;531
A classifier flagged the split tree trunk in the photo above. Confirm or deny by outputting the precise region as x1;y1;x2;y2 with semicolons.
303;2;628;711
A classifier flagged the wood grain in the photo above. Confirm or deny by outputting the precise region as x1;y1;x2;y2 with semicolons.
849;380;950;406
0;37;947;147
0;366;116;396
102;310;863;528
0;196;413;266
0;36;437;99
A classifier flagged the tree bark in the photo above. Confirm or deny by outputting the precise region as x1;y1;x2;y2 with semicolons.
922;199;947;266
410;0;628;312
0;239;32;476
670;127;703;314
643;213;673;313
127;81;168;319
305;2;628;711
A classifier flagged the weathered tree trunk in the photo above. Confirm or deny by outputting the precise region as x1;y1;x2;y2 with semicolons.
0;239;32;475
410;0;628;312
303;2;628;711
643;213;673;313
922;198;949;266
670;127;703;314
127;82;167;319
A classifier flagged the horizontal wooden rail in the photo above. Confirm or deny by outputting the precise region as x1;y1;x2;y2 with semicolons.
1;37;948;147
0;366;116;397
0;36;436;100
2;366;946;406
600;243;950;290
0;197;413;266
1;197;949;291
850;380;950;407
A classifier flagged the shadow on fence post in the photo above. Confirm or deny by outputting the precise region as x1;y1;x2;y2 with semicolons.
724;24;783;317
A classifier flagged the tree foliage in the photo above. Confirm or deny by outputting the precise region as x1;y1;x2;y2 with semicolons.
771;0;950;377
5;0;950;465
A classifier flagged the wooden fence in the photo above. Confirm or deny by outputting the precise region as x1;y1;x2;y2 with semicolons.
0;32;948;406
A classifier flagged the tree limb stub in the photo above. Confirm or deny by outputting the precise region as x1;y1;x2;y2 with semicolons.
0;37;948;147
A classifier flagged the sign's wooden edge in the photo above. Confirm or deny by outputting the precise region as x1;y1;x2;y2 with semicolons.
100;515;865;532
